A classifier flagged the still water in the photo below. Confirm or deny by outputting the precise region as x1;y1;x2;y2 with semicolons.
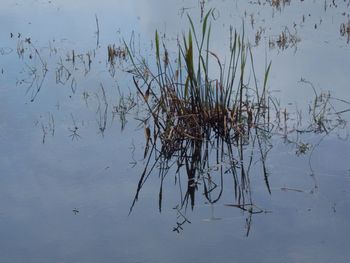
1;0;350;262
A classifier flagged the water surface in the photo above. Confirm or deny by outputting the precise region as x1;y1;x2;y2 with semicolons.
1;1;350;262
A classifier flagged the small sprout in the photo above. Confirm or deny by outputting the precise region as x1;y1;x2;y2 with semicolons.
72;208;79;215
69;126;81;141
296;142;311;156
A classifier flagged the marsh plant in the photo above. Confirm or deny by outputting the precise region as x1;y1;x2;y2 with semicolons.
123;10;350;233
270;0;291;9
126;11;274;225
268;27;301;51
340;17;350;43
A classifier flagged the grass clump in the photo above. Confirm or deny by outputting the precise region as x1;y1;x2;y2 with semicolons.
128;11;271;150
126;10;273;216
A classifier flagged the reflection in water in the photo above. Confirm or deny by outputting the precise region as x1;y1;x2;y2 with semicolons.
36;112;55;144
128;73;349;233
124;12;273;233
126;11;350;233
68;113;82;141
130;115;274;234
268;26;301;51
340;17;350;43
1;0;350;261
16;37;48;102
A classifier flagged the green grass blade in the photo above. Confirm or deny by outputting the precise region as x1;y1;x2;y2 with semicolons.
155;30;160;61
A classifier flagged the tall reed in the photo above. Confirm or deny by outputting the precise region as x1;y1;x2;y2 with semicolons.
126;10;272;215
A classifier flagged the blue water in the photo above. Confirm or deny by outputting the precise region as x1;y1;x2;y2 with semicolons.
1;0;350;262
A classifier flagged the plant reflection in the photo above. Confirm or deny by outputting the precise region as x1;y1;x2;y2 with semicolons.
127;11;274;234
129;118;274;234
126;10;350;233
